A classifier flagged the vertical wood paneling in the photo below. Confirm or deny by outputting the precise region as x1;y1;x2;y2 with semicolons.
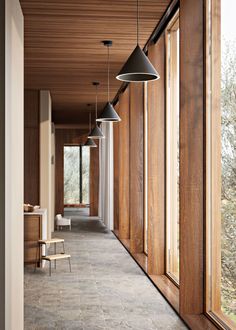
55;130;64;215
129;83;144;254
118;88;130;239
179;0;204;315
147;36;165;275
113;103;120;230
90;144;99;216
24;90;40;205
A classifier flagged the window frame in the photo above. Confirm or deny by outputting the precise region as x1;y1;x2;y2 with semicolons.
205;0;236;328
165;13;180;286
144;81;148;255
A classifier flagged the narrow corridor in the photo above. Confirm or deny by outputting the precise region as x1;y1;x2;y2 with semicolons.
24;218;187;330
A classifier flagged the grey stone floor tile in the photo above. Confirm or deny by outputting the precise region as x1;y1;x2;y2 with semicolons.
24;218;186;330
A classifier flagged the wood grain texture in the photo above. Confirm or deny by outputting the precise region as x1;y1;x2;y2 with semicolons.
19;0;172;124
206;0;222;314
90;144;99;216
147;36;165;275
118;87;130;239
55;128;88;215
24;90;40;205
24;214;42;265
129;83;144;254
150;275;180;312
179;0;204;315
113;103;120;231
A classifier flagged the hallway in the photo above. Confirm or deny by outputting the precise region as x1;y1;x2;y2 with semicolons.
24;218;187;330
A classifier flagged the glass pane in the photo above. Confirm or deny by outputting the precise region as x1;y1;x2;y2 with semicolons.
221;0;236;321
64;146;80;205
82;147;90;205
166;18;180;283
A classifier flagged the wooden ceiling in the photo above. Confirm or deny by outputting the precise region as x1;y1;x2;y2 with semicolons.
20;0;172;124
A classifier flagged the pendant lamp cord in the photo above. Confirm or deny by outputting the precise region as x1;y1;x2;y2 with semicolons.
107;45;110;102
137;0;139;45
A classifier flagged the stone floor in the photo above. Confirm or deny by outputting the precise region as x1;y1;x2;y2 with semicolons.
24;217;187;330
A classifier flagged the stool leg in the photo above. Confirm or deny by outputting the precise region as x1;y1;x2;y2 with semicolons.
62;242;65;254
49;260;52;276
68;257;71;273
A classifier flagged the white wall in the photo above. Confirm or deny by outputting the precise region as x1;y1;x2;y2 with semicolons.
5;0;24;329
99;122;114;229
51;122;55;231
40;90;52;238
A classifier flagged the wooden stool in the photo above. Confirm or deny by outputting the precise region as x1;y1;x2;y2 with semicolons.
35;238;71;276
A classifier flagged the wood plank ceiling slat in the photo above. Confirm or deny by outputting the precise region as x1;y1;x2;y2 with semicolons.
20;0;172;124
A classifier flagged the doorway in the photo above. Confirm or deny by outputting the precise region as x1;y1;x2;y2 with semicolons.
64;145;90;216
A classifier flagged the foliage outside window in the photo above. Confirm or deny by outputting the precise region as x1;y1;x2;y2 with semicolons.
207;0;236;325
64;146;90;205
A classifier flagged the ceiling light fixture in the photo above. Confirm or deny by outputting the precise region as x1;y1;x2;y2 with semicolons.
88;82;105;139
84;106;97;147
116;0;160;82
97;40;121;122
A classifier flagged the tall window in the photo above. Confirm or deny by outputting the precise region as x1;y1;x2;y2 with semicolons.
165;15;180;283
207;0;236;326
82;147;90;204
64;146;90;206
144;82;148;255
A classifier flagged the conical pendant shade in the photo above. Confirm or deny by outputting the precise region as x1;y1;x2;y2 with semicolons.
116;44;160;82
84;138;97;147
97;102;121;122
88;124;105;139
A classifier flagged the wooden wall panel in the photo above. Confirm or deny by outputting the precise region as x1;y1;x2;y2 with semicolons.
24;90;40;205
147;36;165;275
113;103;120;230
118;88;130;238
129;83;144;254
179;0;204;316
90;144;99;216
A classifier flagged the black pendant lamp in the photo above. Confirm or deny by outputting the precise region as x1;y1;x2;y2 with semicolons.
88;82;105;139
116;0;160;82
97;41;121;122
84;108;97;147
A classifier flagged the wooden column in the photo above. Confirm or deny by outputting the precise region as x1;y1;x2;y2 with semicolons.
129;83;144;254
147;36;165;275
179;0;205;316
118;88;130;239
113;103;120;230
55;130;64;215
24;90;40;205
90;143;99;216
